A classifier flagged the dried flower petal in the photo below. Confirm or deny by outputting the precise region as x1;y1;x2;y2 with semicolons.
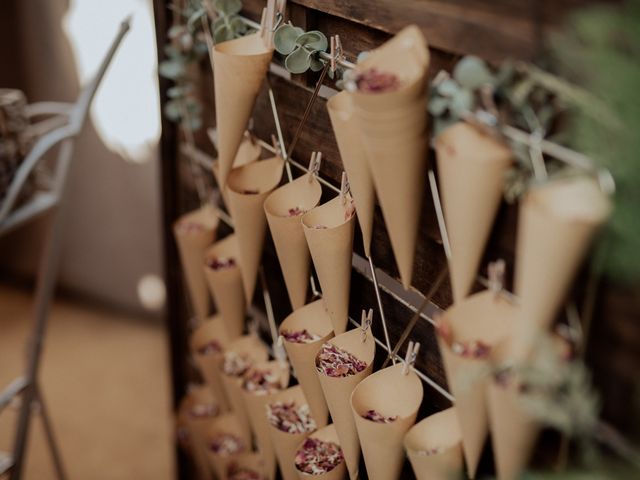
227;463;264;480
197;339;223;356
209;433;246;455
313;224;327;229
316;343;367;377
207;256;237;271
282;329;321;344
223;352;252;377
241;189;259;195
190;403;219;418
344;201;355;221
356;68;401;93
242;368;282;395
361;409;398;423
176;220;205;233
267;401;317;434
437;323;492;359
415;446;444;457
295;438;343;475
287;206;305;217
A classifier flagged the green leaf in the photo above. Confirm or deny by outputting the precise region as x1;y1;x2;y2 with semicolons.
159;59;185;79
214;23;233;43
428;96;449;116
309;55;324;72
436;78;459;97
274;24;305;55
164;100;182;121
186;7;206;29
295;31;328;52
214;0;242;16
449;89;474;117
453;55;495;89
285;46;312;74
168;25;185;39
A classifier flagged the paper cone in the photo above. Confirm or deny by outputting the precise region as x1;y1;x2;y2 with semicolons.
302;197;355;334
190;315;232;411
512;177;611;359
267;385;316;480
351;363;423;480
294;423;347;480
327;92;375;256
279;300;334;427
212;33;273;187
435;122;513;302
264;173;322;309
220;335;270;444
184;386;222;480
205;412;253;479
225;452;269;480
203;234;246;339
404;408;463;480
174;205;219;324
242;360;291;480
317;327;376;480
227;156;285;303
214;135;262;207
436;290;514;478
178;395;214;480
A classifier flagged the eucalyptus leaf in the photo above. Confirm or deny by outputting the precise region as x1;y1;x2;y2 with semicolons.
356;51;370;63
168;25;185;39
214;23;233;43
428;96;449;116
274;24;304;55
295;31;328;52
214;0;242;16
309;55;324;72
187;115;203;131
187;7;206;29
285;46;313;74
159;59;186;79
164;100;182;120
453;55;495;89
449;89;474;117
436;78;460;97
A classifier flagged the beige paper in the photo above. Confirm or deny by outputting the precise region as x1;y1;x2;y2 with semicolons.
436;290;514;478
327;92;375;256
212;33;273;188
351;363;423;480
203;234;246;339
404;407;463;480
267;385;316;480
184;386;222;480
174;205;219;324
205;412;253;479
214;135;262;207
435;122;513;302
190;315;232;411
302;196;355;335
224;452;269;480
512;177;611;359
178;395;214;480
294;423;347;480
317;327;376;480
279;300;334;426
264;173;322;309
242;360;291;480
220;335;270;444
227;156;285;303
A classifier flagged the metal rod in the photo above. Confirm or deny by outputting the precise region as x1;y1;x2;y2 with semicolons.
367;255;395;365
259;267;280;348
267;83;293;181
428;169;452;261
34;385;67;480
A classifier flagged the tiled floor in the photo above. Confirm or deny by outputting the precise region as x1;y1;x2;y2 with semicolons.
0;284;174;479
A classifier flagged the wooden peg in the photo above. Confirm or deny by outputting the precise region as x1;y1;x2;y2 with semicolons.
360;308;373;342
339;171;350;205
488;259;506;297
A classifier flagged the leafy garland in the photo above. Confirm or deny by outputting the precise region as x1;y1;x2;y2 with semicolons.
273;23;329;74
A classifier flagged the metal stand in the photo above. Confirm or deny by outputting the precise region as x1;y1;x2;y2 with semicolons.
0;20;130;479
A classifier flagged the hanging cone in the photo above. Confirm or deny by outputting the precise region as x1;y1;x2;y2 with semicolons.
220;335;270;445
214;135;262;208
404;407;463;480
205;412;253;479
203;234;246;339
174;205;219;324
316;327;376;480
264;173;322;309
351;363;423;480
212;33;273;188
279;300;334;427
434;122;512;302
178;395;215;480
227;156;285;303
224;452;269;480
190;315;232;411
267;385;317;480
241;360;291;480
512;177;611;360
327;91;375;256
302;196;355;334
184;386;222;480
436;290;514;478
294;423;347;480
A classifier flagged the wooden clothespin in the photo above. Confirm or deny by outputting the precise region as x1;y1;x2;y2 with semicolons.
276;335;288;366
308;151;321;181
360;308;373;342
488;259;506;298
330;35;343;75
339;171;350;205
271;134;282;157
259;7;268;38
402;341;420;375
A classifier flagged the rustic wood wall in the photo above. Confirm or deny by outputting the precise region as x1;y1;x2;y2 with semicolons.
154;1;640;478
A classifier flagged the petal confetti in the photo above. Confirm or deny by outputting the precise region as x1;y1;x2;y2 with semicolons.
281;329;321;344
197;339;223;356
208;433;246;455
361;409;398;423
176;220;205;233
267;401;317;434
189;403;219;418
242;368;283;395
223;352;252;377
295;438;344;475
316;343;367;377
206;256;237;271
356;68;401;93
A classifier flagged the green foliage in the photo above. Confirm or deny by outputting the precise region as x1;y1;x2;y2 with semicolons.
274;23;328;74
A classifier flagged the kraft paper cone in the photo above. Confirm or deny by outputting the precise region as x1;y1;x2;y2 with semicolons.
327;92;375;256
317;327;376;480
512;177;611;359
178;395;214;480
225;452;269;480
205;412;253;479
356;101;427;138
435;122;512;303
220;335;270;444
351;363;423;480
404;408;463;480
436;290;514;478
227;156;285;303
185;386;222;480
174;205;219;324
295;423;347;480
264;173;322;309
279;300;334;427
203;234;246;339
212;33;273;188
214;135;262;207
302;196;355;335
190;315;232;411
242;360;291;480
268;385;316;480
